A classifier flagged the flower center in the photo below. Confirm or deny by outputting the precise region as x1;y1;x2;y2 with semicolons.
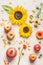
23;27;29;33
14;11;23;20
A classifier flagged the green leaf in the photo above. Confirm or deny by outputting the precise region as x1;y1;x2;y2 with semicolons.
2;5;13;13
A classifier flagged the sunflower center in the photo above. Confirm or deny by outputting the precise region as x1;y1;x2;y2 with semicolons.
23;27;29;33
14;11;23;20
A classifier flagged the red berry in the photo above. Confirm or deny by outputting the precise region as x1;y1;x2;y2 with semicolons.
6;47;17;58
34;44;41;52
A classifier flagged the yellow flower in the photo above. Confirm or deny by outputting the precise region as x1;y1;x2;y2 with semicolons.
9;6;28;25
19;23;32;38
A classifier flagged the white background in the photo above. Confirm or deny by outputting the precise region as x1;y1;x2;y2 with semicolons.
0;0;43;65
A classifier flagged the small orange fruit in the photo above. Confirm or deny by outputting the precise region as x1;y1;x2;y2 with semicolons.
29;54;37;62
7;31;15;40
4;24;12;33
36;31;43;39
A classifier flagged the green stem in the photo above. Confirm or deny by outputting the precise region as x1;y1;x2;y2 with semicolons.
17;49;23;65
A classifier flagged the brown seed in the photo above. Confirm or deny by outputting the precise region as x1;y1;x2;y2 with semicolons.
34;23;38;27
40;18;43;21
0;23;4;26
7;62;10;65
4;60;6;65
38;54;42;59
8;41;11;45
22;52;24;55
2;39;7;47
18;46;20;50
28;47;30;50
1;35;4;38
9;2;12;4
28;45;30;47
32;10;35;13
29;20;33;23
29;15;33;19
39;41;41;44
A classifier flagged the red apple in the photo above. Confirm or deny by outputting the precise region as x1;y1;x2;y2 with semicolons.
6;47;17;58
34;44;41;52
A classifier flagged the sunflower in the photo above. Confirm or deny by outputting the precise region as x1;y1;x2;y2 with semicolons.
9;6;28;25
19;23;32;38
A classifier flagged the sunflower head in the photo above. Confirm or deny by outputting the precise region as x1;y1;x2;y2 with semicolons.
9;6;28;25
19;23;32;38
